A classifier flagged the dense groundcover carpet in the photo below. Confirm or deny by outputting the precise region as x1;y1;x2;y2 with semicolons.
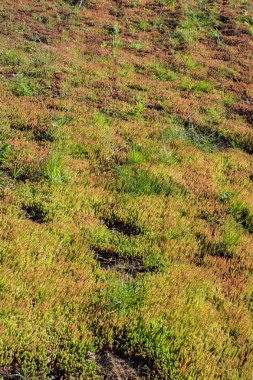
0;0;253;378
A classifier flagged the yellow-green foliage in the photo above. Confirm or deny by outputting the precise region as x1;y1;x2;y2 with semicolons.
0;0;253;378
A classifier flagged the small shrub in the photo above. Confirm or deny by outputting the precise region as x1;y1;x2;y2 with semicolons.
220;191;234;203
230;200;253;234
151;63;177;82
182;54;198;71
44;152;64;184
114;166;185;196
0;50;21;66
194;80;212;93
10;75;37;97
222;220;241;251
8;143;48;181
179;76;194;91
223;94;236;107
112;22;121;50
180;78;212;93
0;144;12;166
129;102;146;119
184;124;217;152
206;106;224;124
127;42;144;50
138;20;148;31
127;149;145;164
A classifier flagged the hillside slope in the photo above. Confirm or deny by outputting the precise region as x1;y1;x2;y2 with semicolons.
0;0;253;378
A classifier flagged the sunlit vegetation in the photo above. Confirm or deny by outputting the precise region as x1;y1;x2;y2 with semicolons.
0;0;253;378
